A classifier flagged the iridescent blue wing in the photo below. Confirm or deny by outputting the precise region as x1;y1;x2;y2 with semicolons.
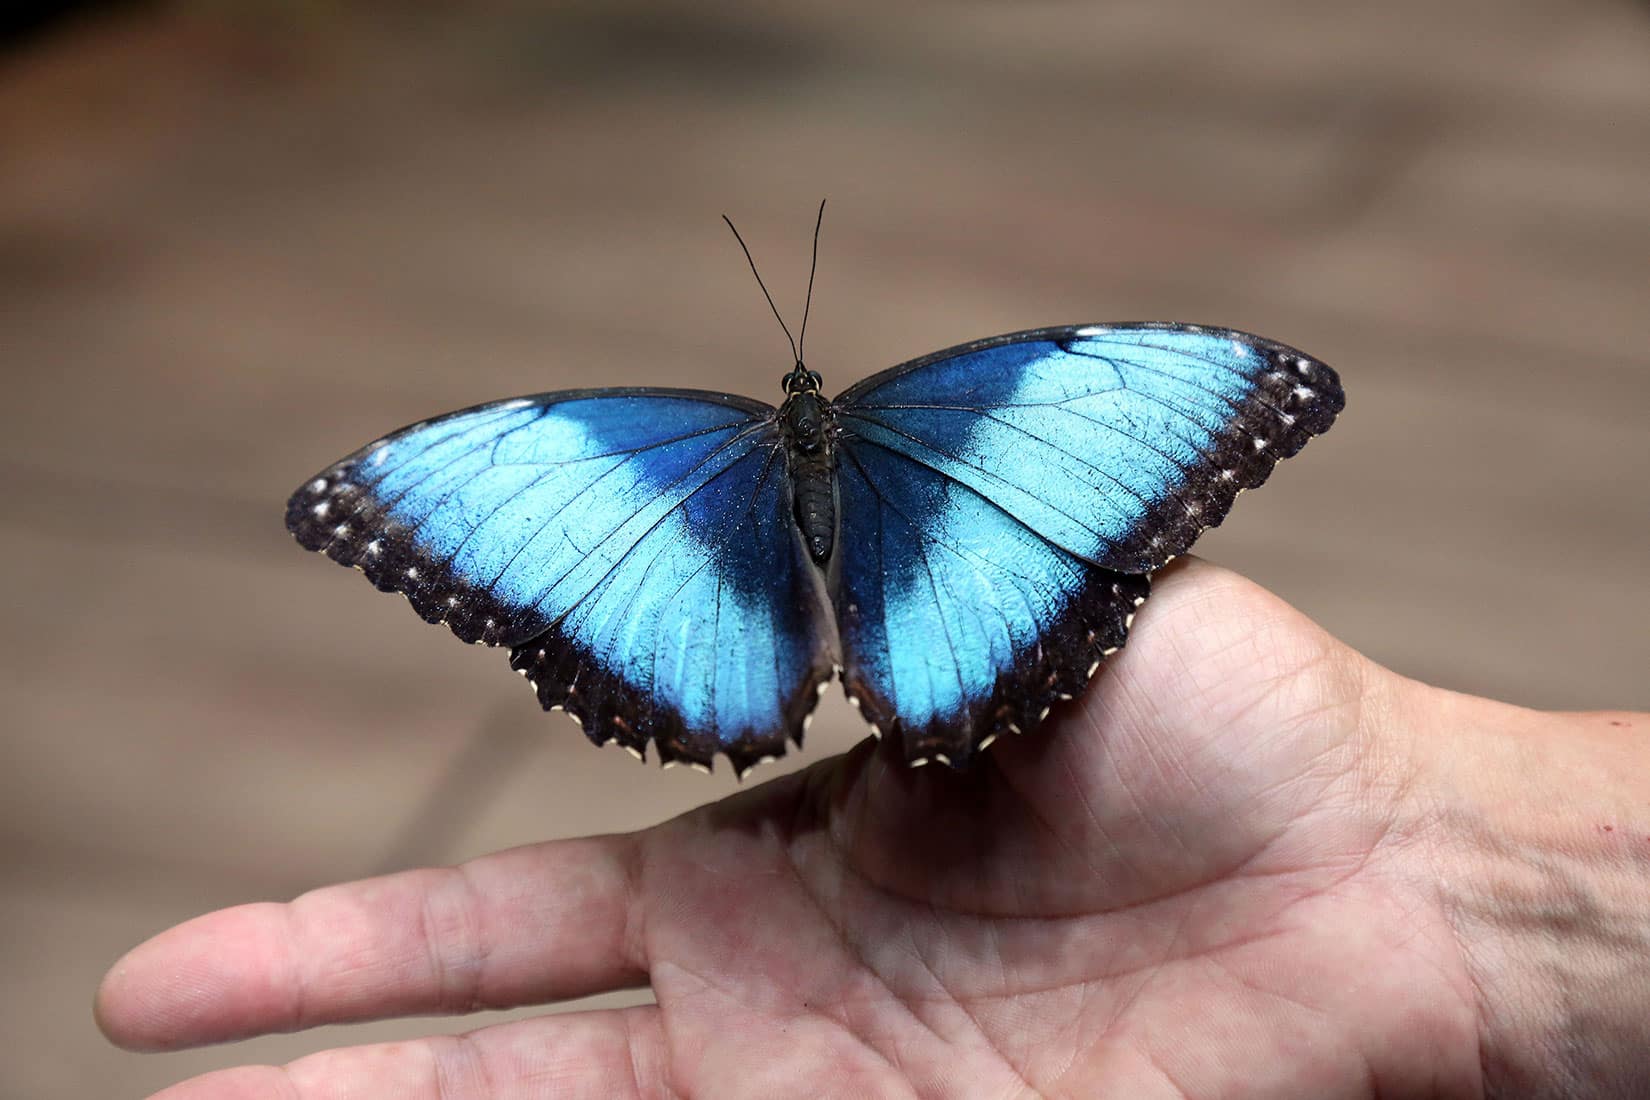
833;443;1151;766
833;323;1343;764
287;390;835;774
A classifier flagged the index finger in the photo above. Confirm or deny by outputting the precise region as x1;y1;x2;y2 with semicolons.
95;834;648;1051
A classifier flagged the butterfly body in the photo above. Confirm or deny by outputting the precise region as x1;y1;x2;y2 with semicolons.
289;323;1343;775
777;373;838;565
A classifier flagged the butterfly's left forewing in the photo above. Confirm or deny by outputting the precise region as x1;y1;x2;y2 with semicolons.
287;390;834;773
832;323;1342;763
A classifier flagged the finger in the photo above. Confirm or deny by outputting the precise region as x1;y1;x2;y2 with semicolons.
147;1005;664;1100
97;835;647;1052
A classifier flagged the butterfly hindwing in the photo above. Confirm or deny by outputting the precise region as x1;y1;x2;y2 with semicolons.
287;389;834;772
832;323;1342;760
835;323;1345;573
835;438;1151;765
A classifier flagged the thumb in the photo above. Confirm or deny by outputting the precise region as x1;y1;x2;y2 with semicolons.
990;556;1386;897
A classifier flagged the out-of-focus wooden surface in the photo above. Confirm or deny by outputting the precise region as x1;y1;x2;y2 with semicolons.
2;2;1647;1094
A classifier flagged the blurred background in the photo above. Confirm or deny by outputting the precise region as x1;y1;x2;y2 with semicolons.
3;0;1647;1093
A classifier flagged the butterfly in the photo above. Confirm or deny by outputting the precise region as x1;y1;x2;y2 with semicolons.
287;219;1343;776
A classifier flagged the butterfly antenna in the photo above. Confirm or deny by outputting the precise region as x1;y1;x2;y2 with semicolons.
723;214;800;365
796;198;826;363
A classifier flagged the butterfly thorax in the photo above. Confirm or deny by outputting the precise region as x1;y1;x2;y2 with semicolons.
779;367;836;566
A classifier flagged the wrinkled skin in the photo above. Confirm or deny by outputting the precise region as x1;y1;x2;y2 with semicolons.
98;559;1492;1098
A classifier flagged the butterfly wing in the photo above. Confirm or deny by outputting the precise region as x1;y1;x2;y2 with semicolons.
834;440;1150;765
833;323;1343;763
287;389;834;773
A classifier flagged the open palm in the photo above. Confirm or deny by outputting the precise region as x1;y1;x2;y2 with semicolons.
99;559;1485;1098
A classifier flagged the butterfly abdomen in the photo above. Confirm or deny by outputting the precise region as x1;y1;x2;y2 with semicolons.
780;389;836;565
790;448;836;565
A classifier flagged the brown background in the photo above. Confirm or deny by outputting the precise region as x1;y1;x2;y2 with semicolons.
3;1;1647;1094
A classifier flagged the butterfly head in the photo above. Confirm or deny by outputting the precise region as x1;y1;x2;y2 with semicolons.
781;362;824;396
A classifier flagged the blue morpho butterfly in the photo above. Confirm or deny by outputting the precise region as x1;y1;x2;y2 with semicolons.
287;211;1343;775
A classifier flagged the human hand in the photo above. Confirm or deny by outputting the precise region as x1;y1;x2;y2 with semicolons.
96;558;1650;1098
